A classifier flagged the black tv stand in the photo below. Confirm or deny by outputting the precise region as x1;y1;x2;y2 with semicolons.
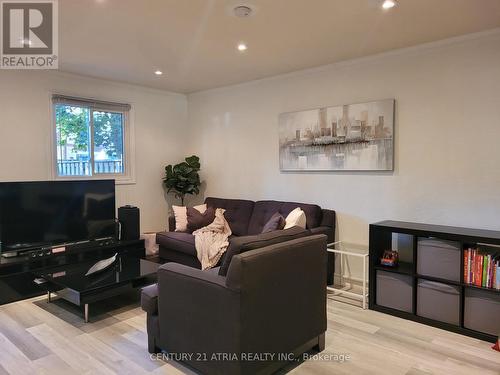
0;239;145;306
1;237;119;259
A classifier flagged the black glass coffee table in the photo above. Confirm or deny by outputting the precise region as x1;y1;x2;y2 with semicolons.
37;255;160;322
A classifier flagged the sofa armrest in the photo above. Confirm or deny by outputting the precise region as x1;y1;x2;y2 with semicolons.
309;226;335;285
141;283;159;315
320;209;335;229
225;235;328;355
310;226;334;243
159;262;229;289
156;263;241;368
168;215;176;232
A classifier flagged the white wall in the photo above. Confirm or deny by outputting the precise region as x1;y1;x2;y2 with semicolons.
1;30;499;276
186;30;500;249
0;70;187;232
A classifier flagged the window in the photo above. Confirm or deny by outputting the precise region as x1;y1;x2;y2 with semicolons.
51;95;134;182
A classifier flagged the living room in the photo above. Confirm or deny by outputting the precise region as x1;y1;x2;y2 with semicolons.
0;0;499;374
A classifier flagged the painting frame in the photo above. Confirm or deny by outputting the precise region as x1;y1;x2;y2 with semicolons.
279;99;395;172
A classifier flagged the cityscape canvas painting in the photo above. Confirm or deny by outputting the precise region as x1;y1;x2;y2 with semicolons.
279;99;395;171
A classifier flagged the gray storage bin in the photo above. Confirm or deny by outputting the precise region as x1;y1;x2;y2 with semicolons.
464;289;500;336
417;238;461;281
376;271;413;313
417;280;460;325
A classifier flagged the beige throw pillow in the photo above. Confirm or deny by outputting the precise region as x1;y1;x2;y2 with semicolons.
284;207;306;229
172;204;207;232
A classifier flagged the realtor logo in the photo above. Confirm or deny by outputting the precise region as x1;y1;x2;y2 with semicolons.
1;0;58;69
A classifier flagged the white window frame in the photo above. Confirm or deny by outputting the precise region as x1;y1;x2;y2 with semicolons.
49;94;136;184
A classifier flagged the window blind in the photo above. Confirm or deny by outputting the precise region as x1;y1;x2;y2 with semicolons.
52;95;131;112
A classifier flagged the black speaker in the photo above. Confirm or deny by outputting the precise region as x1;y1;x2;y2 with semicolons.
118;205;140;241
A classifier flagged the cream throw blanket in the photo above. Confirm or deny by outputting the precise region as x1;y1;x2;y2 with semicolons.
193;208;232;270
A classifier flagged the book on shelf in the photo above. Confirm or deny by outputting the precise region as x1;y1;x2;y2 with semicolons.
464;247;500;289
497;263;500;290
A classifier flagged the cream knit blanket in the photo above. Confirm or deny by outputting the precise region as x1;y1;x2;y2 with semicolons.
193;208;232;270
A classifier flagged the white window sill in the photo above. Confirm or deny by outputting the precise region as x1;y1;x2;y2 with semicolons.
115;178;136;185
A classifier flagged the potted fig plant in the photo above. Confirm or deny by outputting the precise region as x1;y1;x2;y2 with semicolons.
163;155;201;206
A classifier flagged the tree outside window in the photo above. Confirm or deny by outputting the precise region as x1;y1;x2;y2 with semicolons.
55;103;125;177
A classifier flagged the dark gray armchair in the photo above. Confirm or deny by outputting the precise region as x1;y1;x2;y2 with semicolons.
142;235;327;375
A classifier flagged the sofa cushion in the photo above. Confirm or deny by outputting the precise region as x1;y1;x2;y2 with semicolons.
261;212;285;233
284;207;306;229
156;231;196;256
204;197;255;236
218;226;311;276
186;206;215;233
172;204;207;232
247;200;322;235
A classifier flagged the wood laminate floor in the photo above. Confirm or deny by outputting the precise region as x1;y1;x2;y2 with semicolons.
0;292;498;375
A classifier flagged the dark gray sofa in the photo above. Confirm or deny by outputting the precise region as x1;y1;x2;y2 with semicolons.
156;197;336;283
142;234;328;375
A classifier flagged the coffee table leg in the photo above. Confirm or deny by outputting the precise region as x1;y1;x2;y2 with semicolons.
84;304;89;323
47;291;51;303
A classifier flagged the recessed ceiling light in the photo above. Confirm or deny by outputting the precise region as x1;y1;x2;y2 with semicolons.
237;43;247;52
382;0;396;9
154;70;163;76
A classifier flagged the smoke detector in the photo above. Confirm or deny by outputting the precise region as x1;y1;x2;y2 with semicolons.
233;5;253;18
226;3;258;18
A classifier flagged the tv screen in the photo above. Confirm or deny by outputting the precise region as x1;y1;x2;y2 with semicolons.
0;180;116;252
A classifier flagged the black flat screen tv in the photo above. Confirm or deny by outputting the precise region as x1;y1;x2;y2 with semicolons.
0;180;116;252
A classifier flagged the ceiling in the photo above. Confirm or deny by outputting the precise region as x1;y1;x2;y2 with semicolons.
59;0;500;93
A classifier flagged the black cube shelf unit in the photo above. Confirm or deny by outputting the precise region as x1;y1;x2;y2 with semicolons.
369;220;500;343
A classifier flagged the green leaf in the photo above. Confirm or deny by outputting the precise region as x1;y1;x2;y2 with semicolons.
185;155;200;170
163;156;202;204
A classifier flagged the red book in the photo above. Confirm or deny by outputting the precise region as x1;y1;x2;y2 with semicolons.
464;249;468;283
475;254;483;287
471;250;476;284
